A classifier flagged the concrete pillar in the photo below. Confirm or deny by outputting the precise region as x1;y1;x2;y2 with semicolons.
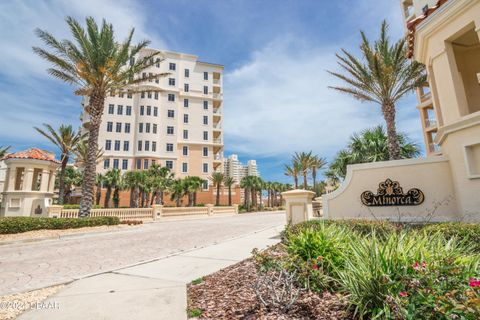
281;189;316;225
233;204;239;214
206;204;213;216
48;205;63;218
48;171;56;192
152;204;163;220
40;170;50;192
22;168;34;191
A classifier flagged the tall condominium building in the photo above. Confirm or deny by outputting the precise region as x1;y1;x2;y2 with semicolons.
81;49;224;186
223;154;260;184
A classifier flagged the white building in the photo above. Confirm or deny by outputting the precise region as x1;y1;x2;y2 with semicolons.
82;48;224;185
224;154;260;184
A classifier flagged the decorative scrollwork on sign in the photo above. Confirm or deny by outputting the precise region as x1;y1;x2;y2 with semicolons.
361;179;425;207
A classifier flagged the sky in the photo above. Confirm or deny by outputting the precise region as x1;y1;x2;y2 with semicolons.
0;0;424;184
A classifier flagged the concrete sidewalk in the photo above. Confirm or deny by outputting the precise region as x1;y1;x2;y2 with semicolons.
19;225;283;320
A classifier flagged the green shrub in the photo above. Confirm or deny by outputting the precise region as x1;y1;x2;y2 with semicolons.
62;204;101;209
0;216;120;234
423;222;480;252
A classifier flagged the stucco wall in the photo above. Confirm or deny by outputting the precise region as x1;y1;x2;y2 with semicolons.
323;157;461;222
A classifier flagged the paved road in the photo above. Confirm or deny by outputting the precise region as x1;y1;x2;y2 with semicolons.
0;212;285;296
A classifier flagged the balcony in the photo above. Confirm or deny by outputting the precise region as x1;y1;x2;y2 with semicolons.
213;108;222;116
214;152;223;161
213;123;222;130
213;93;223;100
425;118;437;129
213;138;222;144
428;143;440;154
213;78;221;85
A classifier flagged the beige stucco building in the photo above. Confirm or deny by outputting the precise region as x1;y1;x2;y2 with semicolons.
223;154;260;185
324;0;480;221
82;49;224;189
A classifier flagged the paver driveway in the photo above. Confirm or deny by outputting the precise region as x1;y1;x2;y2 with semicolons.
0;212;284;296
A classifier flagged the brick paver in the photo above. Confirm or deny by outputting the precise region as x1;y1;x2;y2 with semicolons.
0;212;284;296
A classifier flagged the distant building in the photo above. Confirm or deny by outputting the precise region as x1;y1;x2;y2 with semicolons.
224;154;260;185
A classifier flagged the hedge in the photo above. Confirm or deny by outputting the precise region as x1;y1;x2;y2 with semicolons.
0;216;120;234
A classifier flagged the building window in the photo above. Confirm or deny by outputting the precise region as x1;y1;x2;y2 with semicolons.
127;93;132;99
116;122;122;133
169;62;176;71
135;159;141;169
183;146;188;156
203;116;208;125
125;123;130;133
117;105;123;115
140;105;144;115
168;94;175;102
203;86;208;94
144;159;149;170
203;101;208;110
153;124;157;134
104;159;110;169
166;143;174;152
130;57;135;66
203;131;208;141
169;78;175;86
152;159;156;166
184;83;189;92
126;106;132;115
203;147;208;157
203;163;208;173
183;114;189;124
119;92;124;98
142;72;147;80
168;110;174;118
152;141;156;152
147;106;151;116
113;159;119;169
166;160;173;169
147;91;152;99
148;72;153;82
139;123;143;133
183;130;188;139
145;123;150;133
114;140;120;151
202;181;208;190
204;71;208;80
154;92;158;100
108;104;114;114
153;107;158;116
122;159;128;170
138;140;142;151
145;141;150;151
167;126;174;135
107;122;113;132
105;140;112;151
141;92;145;99
155;58;160;68
182;162;188;173
123;141;129;151
184;69;189;77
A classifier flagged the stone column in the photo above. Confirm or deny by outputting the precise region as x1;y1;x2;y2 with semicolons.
40;169;50;192
233;204;239;214
5;167;14;192
48;170;56;192
206;204;214;216
152;204;163;220
22;168;34;191
281;189;316;225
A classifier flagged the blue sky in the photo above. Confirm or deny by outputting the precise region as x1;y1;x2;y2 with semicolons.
0;0;424;184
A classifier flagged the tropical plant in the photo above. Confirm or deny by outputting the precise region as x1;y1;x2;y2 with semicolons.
284;162;301;189
0;145;11;158
328;126;420;180
148;164;174;205
34;124;83;204
33;16;168;216
169;179;186;207
328;21;425;160
61;166;83;204
293;151;313;189
184;176;204;207
74;140;104;168
223;176;235;206
209;172;224;206
94;173;104;206
123;170;144;208
310;155;326;196
103;169;122;208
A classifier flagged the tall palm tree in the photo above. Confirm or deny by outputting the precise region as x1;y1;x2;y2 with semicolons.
61;166;83;204
148;165;174;205
35;124;83;204
209;172;224;206
103;169;122;208
95;173;104;206
293;151;313;189
0;146;10;158
183;176;204;207
169;179;186;207
284;162;301;189
310;155;327;197
240;176;252;210
33;17;168;217
74;140;104;168
223;176;235;206
124;170;144;208
328;21;425;160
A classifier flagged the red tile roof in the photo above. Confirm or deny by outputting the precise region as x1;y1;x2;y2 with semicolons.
3;148;60;164
406;0;450;58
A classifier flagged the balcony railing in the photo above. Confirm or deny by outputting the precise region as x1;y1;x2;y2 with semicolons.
213;108;222;115
213;93;223;100
213;78;221;85
213;123;222;130
429;143;440;153
425;118;437;128
213;138;222;144
214;153;223;161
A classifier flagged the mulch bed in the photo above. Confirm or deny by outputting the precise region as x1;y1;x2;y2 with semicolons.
187;258;350;319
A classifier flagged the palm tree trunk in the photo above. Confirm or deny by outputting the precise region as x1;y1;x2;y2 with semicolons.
104;187;111;208
113;188;119;208
150;191;156;206
382;103;401;160
215;183;220;206
312;169;317;197
228;186;232;206
95;186;101;206
79;92;105;217
303;173;307;189
58;155;68;205
193;192;197;206
159;190;164;205
294;176;298;189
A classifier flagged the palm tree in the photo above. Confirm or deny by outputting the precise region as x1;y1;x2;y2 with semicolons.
95;173;104;206
35;124;83;205
293;151;313;189
62;166;83;204
209;172;224;206
328;21;425;160
0;146;10;158
169;179;186;207
148;165;174;205
183;176;204;207
33;17;168;217
310;155;327;197
223;176;235;206
284;161;301;189
328;126;420;180
103;169;122;208
124;171;144;208
74;140;104;168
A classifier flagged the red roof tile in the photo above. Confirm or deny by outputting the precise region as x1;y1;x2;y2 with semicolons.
3;148;60;164
406;0;449;58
